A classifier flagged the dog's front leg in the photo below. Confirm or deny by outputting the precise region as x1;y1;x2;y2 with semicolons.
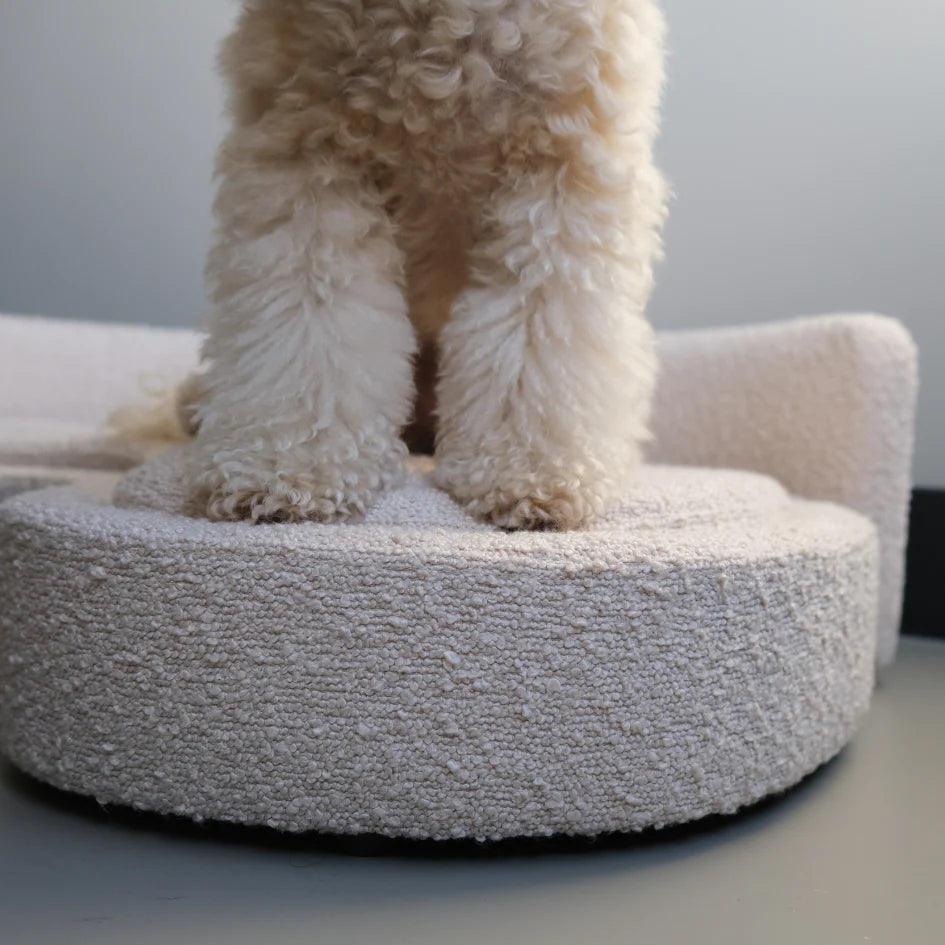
435;152;664;531
193;133;415;523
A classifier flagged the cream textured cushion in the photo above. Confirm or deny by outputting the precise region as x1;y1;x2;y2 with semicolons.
0;311;916;839
0;452;877;840
0;310;917;663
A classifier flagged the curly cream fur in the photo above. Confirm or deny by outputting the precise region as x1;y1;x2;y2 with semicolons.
194;0;667;528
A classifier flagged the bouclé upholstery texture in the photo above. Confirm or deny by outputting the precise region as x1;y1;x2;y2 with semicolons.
0;310;915;839
0;457;877;839
0;310;917;663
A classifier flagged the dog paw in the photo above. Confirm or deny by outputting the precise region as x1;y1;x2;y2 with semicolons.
435;457;606;531
196;477;359;524
466;488;596;531
191;439;405;524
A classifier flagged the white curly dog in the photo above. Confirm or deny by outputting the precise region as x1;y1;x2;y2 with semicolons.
188;0;667;530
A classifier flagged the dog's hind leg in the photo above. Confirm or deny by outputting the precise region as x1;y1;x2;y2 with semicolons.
431;0;667;531
434;138;665;530
192;125;416;523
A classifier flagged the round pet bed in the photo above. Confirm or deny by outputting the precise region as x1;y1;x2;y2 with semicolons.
0;449;878;840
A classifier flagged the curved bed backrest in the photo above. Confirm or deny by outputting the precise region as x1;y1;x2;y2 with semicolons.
0;313;200;426
652;314;918;666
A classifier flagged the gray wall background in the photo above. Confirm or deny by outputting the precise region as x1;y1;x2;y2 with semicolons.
1;0;941;485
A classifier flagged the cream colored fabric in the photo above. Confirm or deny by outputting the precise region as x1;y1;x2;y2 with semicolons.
0;309;903;838
0;313;199;427
0;456;877;840
0;310;917;663
652;314;917;666
0;419;147;470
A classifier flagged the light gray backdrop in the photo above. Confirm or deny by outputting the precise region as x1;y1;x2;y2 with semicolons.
1;1;941;485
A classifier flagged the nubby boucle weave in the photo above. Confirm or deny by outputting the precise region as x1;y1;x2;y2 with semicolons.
0;452;877;840
0;310;915;840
